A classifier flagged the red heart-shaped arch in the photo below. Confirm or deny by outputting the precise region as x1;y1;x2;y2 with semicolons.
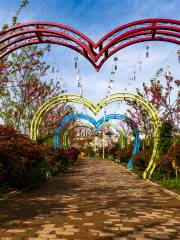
0;18;179;71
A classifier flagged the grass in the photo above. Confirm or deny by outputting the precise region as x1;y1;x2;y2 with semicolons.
156;178;180;194
109;158;180;195
132;169;180;195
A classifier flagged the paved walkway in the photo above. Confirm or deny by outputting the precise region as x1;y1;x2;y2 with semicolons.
0;158;180;240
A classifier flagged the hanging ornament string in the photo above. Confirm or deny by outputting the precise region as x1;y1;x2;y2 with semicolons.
104;56;119;117
51;63;67;94
146;43;149;58
138;61;142;71
156;46;178;79
74;52;87;114
126;43;146;91
177;49;180;63
150;46;178;100
102;56;119;156
50;48;67;94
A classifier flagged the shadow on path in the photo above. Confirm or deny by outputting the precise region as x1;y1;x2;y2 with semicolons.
0;158;179;239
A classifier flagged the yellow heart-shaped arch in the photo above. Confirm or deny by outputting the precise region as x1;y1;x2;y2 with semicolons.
30;93;161;179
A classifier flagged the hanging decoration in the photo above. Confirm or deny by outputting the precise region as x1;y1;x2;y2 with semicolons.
105;55;119;114
51;63;55;73
126;44;146;91
138;61;142;71
50;50;67;94
177;50;180;63
133;71;136;81
74;53;87;114
146;44;149;58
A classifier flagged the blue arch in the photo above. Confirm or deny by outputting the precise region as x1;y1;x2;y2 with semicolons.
54;113;140;168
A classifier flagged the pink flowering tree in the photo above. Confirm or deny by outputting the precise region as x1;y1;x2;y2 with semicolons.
0;0;74;136
126;68;179;142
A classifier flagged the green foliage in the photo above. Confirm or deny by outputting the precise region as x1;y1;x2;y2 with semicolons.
152;170;170;180
83;145;97;157
13;0;29;25
158;120;173;156
159;178;180;193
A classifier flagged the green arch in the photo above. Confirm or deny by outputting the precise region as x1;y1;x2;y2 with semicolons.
61;121;127;149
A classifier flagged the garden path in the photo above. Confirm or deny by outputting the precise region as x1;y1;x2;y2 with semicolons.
0;158;180;240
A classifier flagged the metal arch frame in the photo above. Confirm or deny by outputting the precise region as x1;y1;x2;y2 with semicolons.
106;120;132;144
62;122;95;149
61;121;126;149
97;114;139;159
30;93;161;179
54;113;139;145
97;122;127;149
63;125;94;149
59;115;132;151
54;113;140;168
113;121;132;144
62;125;94;149
0;19;179;71
66;124;126;150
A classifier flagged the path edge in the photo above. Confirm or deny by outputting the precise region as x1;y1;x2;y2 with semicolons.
110;159;180;200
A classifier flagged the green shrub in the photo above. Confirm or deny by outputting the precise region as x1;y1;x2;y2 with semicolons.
158;120;173;155
160;178;180;193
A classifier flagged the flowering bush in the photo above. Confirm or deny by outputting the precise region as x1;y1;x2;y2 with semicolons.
109;144;133;162
47;147;79;166
133;147;153;170
0;125;46;187
44;147;79;176
157;144;180;175
0;125;79;188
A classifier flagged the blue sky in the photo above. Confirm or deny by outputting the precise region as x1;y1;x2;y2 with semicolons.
0;0;179;116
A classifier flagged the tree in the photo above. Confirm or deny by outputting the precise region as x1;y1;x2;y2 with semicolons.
0;0;74;135
158;120;173;156
127;68;179;142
